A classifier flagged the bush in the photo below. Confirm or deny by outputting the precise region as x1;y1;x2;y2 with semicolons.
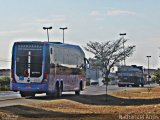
0;76;10;91
0;76;10;84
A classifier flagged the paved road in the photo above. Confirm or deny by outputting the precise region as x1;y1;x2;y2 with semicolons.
82;84;160;95
0;84;159;107
82;85;127;95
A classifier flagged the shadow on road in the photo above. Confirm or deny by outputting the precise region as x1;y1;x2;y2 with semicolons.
63;94;160;106
28;93;160;106
0;105;104;119
0;94;159;119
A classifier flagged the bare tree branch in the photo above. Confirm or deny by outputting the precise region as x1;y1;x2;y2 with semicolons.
84;38;135;80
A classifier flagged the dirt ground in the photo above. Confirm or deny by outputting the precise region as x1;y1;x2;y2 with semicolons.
0;88;160;120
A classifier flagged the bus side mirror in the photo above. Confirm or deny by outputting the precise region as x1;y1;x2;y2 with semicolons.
84;58;90;70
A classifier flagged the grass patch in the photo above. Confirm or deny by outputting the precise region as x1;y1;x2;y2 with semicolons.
0;87;160;120
111;88;160;99
0;99;160;120
28;99;160;114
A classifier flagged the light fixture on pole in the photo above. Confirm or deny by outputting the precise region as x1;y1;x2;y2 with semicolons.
120;33;127;66
43;26;52;42
146;56;151;84
60;27;68;43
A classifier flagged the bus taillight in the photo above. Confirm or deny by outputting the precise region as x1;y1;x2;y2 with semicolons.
44;73;48;79
24;69;29;77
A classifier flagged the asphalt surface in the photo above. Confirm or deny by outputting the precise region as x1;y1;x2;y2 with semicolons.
0;84;159;107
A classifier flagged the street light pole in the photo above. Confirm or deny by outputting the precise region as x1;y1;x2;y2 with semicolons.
43;26;52;42
146;56;151;84
60;27;68;43
120;33;126;66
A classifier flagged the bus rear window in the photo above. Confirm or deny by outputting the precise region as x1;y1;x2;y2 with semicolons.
16;44;43;77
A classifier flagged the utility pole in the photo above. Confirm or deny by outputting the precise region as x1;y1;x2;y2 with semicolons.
146;56;151;84
120;33;126;66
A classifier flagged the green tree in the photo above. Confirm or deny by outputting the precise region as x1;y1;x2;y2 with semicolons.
152;69;160;84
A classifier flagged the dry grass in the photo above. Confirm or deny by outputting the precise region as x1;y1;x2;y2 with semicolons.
0;88;160;120
1;99;160;120
28;99;160;114
0;112;18;120
111;88;160;99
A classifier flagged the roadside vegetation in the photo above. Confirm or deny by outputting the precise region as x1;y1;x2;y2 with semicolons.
0;87;160;120
84;39;135;99
152;69;160;84
111;87;160;99
0;76;10;91
84;39;135;84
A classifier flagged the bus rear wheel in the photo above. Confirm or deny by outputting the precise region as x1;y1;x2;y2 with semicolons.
75;82;82;95
141;84;144;87
75;90;80;95
20;91;35;98
20;91;26;97
118;84;125;87
55;83;62;97
132;84;139;87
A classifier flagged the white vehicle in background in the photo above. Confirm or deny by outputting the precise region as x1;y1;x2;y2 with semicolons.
90;79;99;86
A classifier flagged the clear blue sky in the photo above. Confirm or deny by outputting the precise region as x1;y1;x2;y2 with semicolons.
0;0;160;69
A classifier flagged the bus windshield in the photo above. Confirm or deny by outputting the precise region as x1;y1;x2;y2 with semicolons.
16;44;43;78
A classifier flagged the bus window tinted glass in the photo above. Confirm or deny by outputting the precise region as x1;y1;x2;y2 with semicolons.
16;44;43;77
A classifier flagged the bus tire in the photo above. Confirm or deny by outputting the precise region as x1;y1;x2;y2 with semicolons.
141;84;144;87
118;84;125;87
30;93;35;98
20;91;35;98
55;82;62;97
20;91;26;97
75;90;80;95
75;82;82;95
80;81;83;90
132;84;139;87
46;92;54;97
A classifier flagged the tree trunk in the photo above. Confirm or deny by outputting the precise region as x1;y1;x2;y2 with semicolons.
105;76;109;101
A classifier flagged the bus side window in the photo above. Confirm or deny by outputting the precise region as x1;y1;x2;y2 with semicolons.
50;48;52;54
